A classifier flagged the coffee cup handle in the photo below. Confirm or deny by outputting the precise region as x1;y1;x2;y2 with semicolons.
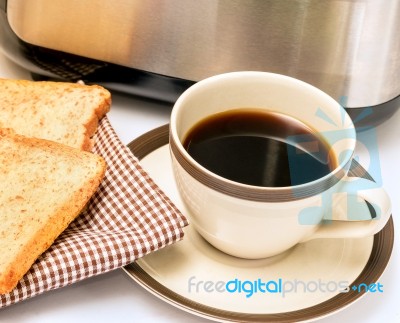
302;176;391;241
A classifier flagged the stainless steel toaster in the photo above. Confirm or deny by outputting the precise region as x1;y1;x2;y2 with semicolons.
1;0;399;128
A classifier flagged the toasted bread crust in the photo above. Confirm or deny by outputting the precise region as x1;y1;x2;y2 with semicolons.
0;131;106;294
0;79;111;151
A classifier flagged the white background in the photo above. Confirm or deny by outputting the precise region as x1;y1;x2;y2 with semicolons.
0;51;399;323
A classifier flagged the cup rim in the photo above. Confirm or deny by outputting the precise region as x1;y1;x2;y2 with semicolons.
170;71;356;202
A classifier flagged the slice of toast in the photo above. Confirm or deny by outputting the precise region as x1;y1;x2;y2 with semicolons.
0;79;111;151
0;129;106;294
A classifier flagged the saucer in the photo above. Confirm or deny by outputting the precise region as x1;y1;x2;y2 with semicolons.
124;124;394;322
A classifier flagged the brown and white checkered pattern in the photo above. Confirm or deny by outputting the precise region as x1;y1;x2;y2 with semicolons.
0;116;188;307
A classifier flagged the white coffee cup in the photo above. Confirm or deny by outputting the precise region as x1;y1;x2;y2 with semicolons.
169;71;391;259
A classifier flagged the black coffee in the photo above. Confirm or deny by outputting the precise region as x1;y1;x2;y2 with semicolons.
183;109;337;187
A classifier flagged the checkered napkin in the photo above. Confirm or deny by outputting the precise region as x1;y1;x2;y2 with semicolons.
0;116;188;308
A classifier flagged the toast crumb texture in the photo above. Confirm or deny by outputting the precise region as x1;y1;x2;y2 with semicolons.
0;131;106;294
0;79;111;151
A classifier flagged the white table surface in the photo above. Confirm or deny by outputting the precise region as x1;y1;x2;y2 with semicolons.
0;51;399;323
